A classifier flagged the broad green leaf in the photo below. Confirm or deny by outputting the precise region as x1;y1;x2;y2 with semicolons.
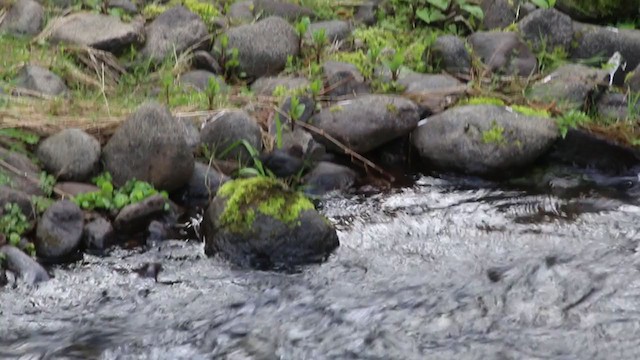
426;0;450;11
460;4;484;20
416;8;446;24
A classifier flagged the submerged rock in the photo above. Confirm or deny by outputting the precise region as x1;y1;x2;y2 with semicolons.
411;104;558;177
202;177;339;269
35;200;84;261
0;245;49;284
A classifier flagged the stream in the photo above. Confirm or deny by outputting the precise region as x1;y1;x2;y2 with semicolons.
2;173;640;359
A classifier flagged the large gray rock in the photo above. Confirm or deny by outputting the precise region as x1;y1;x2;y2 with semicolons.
113;194;168;234
200;110;262;163
251;76;310;96
570;23;640;85
304;161;357;195
35;200;84;260
141;6;208;63
252;0;315;20
202;177;339;269
50;12;144;53
517;8;574;52
527;64;609;111
0;0;44;36
0;147;43;195
427;35;471;75
174;162;229;208
103;102;194;191
411;104;558;176
305;20;351;44
310;95;420;153
14;65;68;97
0;245;49;284
179;70;227;92
83;217;115;252
0;186;34;220
36;128;100;181
555;0;639;21
468;31;537;76
322;61;370;99
481;0;522;30
214;16;299;80
399;72;464;115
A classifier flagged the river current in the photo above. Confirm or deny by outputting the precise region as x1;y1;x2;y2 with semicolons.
2;174;640;359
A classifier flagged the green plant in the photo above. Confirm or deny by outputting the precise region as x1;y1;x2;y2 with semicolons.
288;95;306;129
383;50;405;82
161;72;174;105
531;0;556;9
72;172;169;211
482;121;506;145
295;16;311;51
0;128;40;156
0;203;29;247
311;29;328;64
39;172;56;197
308;78;323;100
206;76;221;110
217;34;241;79
555;110;591;138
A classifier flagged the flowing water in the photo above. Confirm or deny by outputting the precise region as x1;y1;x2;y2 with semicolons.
2;174;640;359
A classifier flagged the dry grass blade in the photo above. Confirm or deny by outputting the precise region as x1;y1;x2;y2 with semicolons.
65;46;126;88
0;8;6;27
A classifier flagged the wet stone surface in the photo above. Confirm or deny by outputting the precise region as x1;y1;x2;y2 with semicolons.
2;175;640;358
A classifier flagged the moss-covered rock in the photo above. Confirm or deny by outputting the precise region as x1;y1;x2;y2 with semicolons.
555;0;640;21
202;177;339;269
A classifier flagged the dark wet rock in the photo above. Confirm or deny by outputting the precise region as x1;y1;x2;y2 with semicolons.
35;200;83;260
310;94;420;153
481;0;521;30
103;102;194;191
200;109;262;163
251;76;310;96
570;23;640;85
304;161;357;195
135;262;163;281
468;31;537;77
192;50;223;74
546;128;640;173
36;128;100;181
214;16;299;80
83;217;115;252
259;146;305;178
0;0;44;36
596;93;640;121
398;72;464;115
179;118;201;153
114;194;168;235
252;0;315;20
14;65;68;97
305;21;351;44
268;127;326;163
179;70;226;92
517;8;574;52
411;104;558;176
0;186;35;220
527;64;608;111
174;162;229;209
141;6;208;63
228;0;254;22
50;12;144;53
55;182;99;196
555;0;639;22
354;1;377;26
625;63;640;93
146;220;169;246
0;245;49;284
322;61;370;99
108;0;137;14
426;35;471;75
0;147;43;196
202;177;339;269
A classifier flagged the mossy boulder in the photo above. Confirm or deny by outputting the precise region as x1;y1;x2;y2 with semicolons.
202;177;339;269
555;0;639;21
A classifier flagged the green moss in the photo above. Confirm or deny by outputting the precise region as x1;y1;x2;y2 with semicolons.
482;121;506;145
143;0;220;26
510;105;550;118
463;96;506;106
329;105;343;112
330;51;372;79
218;177;315;233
